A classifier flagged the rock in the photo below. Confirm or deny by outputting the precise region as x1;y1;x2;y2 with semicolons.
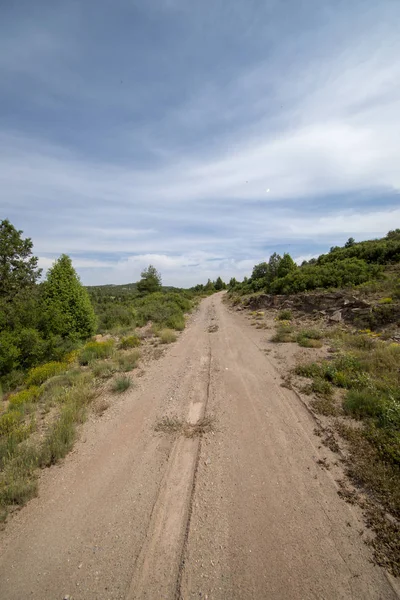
329;310;342;322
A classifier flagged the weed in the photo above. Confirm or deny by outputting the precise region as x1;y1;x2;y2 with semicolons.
378;297;393;304
111;376;132;393
312;377;333;398
159;329;177;344
277;309;292;321
78;340;114;365
272;324;294;343
154;415;216;437
93;398;110;416
117;350;140;372
8;386;41;409
119;335;140;350
297;336;323;348
91;360;117;379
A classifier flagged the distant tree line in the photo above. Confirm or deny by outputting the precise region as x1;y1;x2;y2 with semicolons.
228;230;400;296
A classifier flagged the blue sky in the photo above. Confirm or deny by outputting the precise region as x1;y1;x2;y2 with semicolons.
1;0;399;286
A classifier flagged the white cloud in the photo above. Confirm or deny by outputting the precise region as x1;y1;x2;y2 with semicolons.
1;2;400;286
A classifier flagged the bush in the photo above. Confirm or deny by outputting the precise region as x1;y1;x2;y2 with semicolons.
311;378;333;397
277;310;292;321
26;361;68;386
117;350;140;372
78;340;114;365
8;386;41;409
91;360;117;379
112;376;131;393
297;337;323;348
0;411;23;436
165;314;185;331
159;329;177;344
119;335;140;349
343;389;387;420
271;324;293;343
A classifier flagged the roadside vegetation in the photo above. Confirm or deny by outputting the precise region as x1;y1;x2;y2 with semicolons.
0;220;216;523
230;230;400;574
228;230;400;298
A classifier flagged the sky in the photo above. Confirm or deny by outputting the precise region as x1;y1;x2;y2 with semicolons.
1;0;399;287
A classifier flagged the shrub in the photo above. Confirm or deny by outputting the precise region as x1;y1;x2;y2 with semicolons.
311;378;333;398
343;389;387;420
26;361;68;386
8;386;40;409
91;360;117;379
277;310;292;321
112;376;131;393
119;335;140;349
297;336;323;348
117;350;140;372
0;411;23;436
165;314;185;331
159;329;177;344
271;324;294;343
78;340;114;365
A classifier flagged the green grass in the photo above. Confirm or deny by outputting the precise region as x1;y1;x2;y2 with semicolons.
159;329;177;344
111;375;132;393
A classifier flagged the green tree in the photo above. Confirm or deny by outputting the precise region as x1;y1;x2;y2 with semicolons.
41;254;97;339
214;276;226;290
137;264;162;294
345;237;356;248
267;252;282;282
228;277;237;288
0;219;42;299
251;262;269;281
276;253;297;278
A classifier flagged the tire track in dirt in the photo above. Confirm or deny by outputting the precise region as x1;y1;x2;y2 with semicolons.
126;304;215;600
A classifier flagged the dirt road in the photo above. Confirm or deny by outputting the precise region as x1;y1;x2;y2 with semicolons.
0;294;398;599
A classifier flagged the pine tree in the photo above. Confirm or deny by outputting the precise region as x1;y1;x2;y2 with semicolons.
0;219;42;299
137;265;162;294
42;254;96;339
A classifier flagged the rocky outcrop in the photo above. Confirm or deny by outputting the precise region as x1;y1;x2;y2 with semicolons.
242;292;400;329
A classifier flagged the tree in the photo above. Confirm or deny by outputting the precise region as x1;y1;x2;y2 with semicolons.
137;264;162;294
276;253;297;278
267;252;282;282
251;262;269;281
0;219;42;299
228;277;237;289
345;237;355;248
214;276;226;290
41;254;97;339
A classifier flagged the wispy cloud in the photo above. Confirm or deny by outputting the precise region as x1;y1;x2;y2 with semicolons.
1;0;399;285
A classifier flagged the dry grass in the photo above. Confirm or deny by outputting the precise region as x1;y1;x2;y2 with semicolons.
159;329;177;344
93;398;110;416
154;415;216;438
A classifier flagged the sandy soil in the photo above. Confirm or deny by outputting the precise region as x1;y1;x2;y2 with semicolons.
0;293;398;599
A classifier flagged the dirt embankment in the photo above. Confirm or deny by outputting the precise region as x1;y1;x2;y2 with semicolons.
241;291;400;331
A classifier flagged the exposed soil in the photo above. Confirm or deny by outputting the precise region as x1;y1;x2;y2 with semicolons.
0;294;398;599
